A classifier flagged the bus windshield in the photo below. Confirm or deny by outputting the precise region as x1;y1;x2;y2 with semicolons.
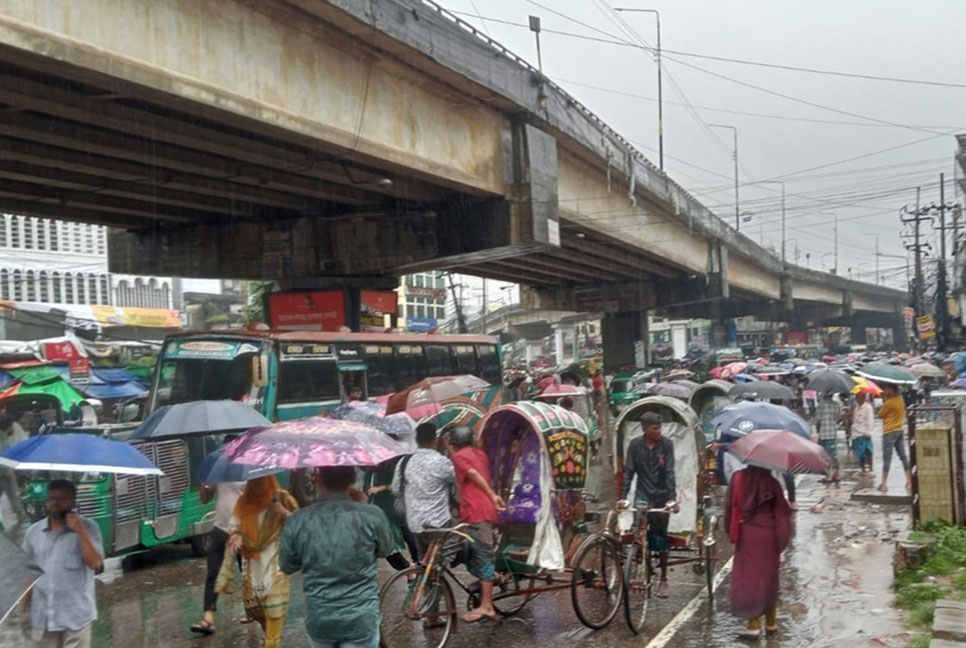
153;340;265;412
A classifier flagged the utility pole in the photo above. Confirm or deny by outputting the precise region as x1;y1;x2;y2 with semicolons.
900;187;932;338
875;235;880;284
710;124;739;230
937;173;949;350
833;214;838;275
481;277;488;334
447;272;468;333
614;8;663;172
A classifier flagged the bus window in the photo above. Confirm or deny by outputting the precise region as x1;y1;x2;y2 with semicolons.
277;360;340;404
364;345;396;395
396;345;425;387
156;353;264;410
453;345;478;375
424;344;453;377
476;344;500;383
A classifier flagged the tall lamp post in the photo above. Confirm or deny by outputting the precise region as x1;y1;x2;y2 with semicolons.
709;124;739;230
613;7;663;172
756;180;786;266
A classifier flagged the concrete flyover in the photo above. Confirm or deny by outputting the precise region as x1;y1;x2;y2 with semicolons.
0;0;906;330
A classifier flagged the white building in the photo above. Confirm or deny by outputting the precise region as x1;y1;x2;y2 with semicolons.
0;215;174;309
396;271;448;331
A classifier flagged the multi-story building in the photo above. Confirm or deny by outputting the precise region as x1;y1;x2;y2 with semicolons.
0;215;174;309
396;271;448;331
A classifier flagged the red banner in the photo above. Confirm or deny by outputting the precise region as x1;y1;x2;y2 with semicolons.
269;291;346;331
44;340;82;361
361;290;398;315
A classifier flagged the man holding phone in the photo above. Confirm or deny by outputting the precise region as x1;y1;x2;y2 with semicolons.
21;478;103;648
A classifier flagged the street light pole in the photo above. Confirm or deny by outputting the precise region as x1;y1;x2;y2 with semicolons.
614;8;662;172
710;124;739;230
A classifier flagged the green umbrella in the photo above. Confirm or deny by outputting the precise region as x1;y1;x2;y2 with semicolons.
856;362;917;386
909;363;945;379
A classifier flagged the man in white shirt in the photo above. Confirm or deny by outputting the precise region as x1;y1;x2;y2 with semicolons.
393;423;455;558
190;476;245;635
850;392;875;473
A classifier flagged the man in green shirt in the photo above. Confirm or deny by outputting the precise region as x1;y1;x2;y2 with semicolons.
280;466;393;648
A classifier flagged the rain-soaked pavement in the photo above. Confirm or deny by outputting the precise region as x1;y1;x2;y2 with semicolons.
0;421;915;647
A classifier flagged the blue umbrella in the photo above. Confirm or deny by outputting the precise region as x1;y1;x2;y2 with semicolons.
950;378;966;390
711;401;811;442
130;400;271;441
0;434;162;476
197;446;283;483
731;373;757;383
332;401;416;439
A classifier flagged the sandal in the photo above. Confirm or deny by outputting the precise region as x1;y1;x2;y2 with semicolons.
738;629;761;641
462;611;497;623
189;620;215;635
765;626;779;636
240;615;254;625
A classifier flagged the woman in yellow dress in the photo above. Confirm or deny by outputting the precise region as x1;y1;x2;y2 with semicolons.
216;475;298;648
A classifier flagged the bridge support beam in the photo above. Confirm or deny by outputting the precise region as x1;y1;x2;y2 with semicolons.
601;311;650;371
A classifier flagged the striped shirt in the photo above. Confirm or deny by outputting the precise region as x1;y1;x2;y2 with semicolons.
815;400;841;441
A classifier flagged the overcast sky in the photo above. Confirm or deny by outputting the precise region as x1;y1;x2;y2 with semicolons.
437;0;966;289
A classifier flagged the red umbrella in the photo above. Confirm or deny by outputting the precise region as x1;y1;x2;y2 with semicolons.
726;429;834;475
717;362;748;379
386;375;490;415
534;383;584;399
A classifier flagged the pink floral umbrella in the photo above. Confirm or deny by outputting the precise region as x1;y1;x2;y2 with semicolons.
224;417;410;469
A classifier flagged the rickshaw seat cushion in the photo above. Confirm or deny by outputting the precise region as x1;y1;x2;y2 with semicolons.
502;487;541;524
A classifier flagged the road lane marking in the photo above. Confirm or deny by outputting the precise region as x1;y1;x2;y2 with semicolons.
643;556;734;648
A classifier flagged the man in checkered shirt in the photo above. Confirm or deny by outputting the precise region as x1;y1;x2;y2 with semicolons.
815;396;841;482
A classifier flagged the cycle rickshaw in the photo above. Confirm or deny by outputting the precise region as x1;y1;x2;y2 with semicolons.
379;401;624;647
582;395;719;633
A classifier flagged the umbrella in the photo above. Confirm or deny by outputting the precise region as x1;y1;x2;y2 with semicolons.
671;379;701;392
647;383;692;400
0;434;162;475
721;362;748;379
805;369;855;396
0;531;42;625
856;362;918;386
197;446;286;483
730;381;797;401
726;429;834;474
710;401;811;440
852;376;883;396
731;373;757;383
130;400;271;441
226;417;410;469
662;369;694;382
386;375;490;415
331;400;417;439
534;383;585;398
950;378;966;389
909;363;945;379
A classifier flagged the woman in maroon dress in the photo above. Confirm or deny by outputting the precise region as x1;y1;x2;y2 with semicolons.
725;465;792;639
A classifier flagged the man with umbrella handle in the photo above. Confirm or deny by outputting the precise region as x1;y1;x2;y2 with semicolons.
618;411;678;599
21;479;103;648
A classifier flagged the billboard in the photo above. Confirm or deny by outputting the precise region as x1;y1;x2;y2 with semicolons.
360;290;397;332
268;291;346;331
406;316;438;332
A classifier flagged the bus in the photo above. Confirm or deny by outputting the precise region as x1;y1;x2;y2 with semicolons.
150;330;502;420
23;330;501;556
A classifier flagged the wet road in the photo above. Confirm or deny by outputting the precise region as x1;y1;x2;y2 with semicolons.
0;422;913;647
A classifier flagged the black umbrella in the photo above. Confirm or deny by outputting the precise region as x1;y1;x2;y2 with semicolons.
805;369;856;396
0;531;41;624
730;381;797;401
130;400;271;440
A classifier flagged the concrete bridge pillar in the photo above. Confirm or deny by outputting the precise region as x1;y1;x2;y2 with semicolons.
602;311;649;371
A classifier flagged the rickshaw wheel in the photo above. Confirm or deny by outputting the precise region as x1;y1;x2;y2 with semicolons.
571;535;624;629
467;575;536;617
623;543;650;634
380;567;456;648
